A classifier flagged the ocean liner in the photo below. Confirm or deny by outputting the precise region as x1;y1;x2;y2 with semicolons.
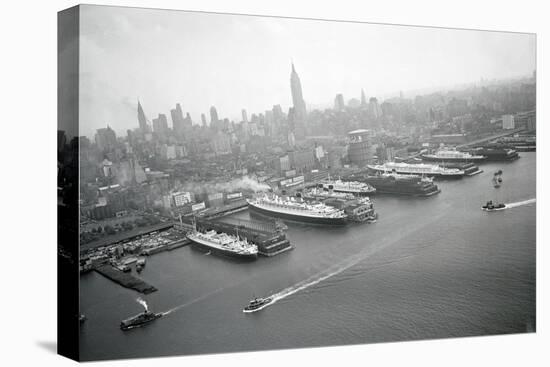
302;186;372;204
367;162;465;179
346;172;441;197
247;194;348;225
468;147;520;161
319;178;376;195
421;148;487;162
187;230;258;260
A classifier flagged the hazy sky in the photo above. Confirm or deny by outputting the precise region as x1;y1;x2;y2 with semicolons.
79;5;536;138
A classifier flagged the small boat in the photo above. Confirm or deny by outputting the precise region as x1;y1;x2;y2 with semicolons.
243;297;273;313
481;200;506;211
120;310;162;330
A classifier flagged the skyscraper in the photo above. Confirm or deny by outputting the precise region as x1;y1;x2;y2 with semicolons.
242;109;248;123
95;126;117;153
201;113;207;127
361;89;367;107
137;100;149;132
170;103;185;136
210;106;219;125
334;94;345;111
152;113;169;138
290;62;307;137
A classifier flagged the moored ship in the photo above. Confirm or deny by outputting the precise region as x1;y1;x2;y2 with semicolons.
367;162;464;179
346;172;440;197
468;147;519;161
302;186;372;205
319;178;376;195
421;148;487;163
247;194;348;225
187;230;258;260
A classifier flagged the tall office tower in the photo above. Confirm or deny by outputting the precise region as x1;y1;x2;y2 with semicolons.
242;109;248;123
170;103;185;137
184;112;193;129
334;93;345;111
290;62;307;136
361;89;367;107
95;126;117;153
201;113;207;127
368;97;382;119
152;113;169;138
210;106;219;125
137;100;150;132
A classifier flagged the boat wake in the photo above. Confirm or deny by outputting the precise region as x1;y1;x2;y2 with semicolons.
162;286;228;316
505;198;536;209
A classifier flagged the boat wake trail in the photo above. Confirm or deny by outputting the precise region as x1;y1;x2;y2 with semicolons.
505;198;536;209
162;286;227;316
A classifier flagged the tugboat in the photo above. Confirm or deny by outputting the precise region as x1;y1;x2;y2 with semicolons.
481;200;506;212
243;296;273;313
120;300;163;330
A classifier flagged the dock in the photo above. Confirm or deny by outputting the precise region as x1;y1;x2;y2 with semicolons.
95;265;157;294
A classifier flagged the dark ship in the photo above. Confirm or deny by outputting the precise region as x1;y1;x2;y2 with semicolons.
120;299;163;330
243;297;273;313
345;172;440;197
481;200;506;212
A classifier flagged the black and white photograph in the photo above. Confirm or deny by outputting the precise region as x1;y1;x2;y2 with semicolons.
53;2;540;364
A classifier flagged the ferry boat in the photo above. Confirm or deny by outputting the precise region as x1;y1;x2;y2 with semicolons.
319;178;376;195
421;148;487;162
243;297;273;313
120;310;163;331
481;200;506;212
187;230;258;260
367;162;465;179
247;194;348;225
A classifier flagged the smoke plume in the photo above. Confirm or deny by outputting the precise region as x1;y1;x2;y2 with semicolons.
137;297;148;312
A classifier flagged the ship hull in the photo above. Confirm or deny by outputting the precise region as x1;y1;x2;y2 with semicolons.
367;167;464;180
187;236;258;260
248;203;348;225
120;314;162;331
331;188;376;196
421;154;487;163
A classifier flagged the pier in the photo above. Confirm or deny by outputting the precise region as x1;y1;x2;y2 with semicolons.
95;265;157;294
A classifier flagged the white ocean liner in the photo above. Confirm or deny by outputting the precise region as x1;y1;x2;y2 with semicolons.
247;194;348;225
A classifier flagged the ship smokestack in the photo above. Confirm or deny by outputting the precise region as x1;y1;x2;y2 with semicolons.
137;298;149;312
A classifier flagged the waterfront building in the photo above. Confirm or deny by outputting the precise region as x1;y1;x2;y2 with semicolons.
502;114;515;129
348;129;374;167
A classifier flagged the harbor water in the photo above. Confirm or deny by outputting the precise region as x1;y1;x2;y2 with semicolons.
79;152;536;361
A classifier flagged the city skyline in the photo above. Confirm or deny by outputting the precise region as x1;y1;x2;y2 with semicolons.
79;6;535;138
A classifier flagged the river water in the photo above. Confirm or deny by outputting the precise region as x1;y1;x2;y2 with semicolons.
80;152;536;361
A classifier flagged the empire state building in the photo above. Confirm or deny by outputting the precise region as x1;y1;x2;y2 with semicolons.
290;63;307;127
